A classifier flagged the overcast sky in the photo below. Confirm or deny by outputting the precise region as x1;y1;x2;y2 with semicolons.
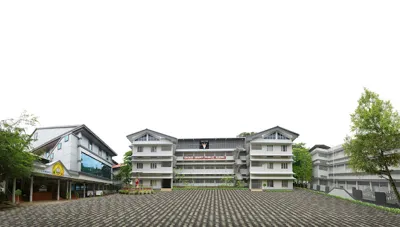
1;1;399;163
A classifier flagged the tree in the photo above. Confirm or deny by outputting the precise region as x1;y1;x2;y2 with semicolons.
292;143;312;183
344;88;400;204
116;150;132;185
0;111;38;181
237;132;256;137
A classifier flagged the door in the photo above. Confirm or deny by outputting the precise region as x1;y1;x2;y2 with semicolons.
162;179;171;188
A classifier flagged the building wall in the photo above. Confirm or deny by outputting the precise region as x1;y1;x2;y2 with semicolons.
32;127;76;149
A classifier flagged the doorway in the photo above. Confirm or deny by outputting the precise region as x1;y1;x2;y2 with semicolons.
162;179;171;188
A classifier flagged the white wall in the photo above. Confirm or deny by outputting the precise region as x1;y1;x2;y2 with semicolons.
32;127;76;148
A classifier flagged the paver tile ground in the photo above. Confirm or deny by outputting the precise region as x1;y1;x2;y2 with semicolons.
0;189;399;226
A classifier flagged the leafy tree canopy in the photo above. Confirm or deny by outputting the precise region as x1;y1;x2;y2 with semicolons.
116;150;132;185
237;132;256;137
0;111;38;180
292;143;312;183
344;88;400;203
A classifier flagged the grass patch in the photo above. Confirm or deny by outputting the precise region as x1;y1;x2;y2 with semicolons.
297;187;400;215
173;187;248;190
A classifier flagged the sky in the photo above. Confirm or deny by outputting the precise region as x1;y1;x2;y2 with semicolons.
1;1;399;163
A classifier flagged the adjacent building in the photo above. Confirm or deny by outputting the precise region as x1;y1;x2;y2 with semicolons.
127;126;299;190
310;144;400;198
7;125;117;202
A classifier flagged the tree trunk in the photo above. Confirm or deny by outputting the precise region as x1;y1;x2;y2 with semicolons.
384;163;400;205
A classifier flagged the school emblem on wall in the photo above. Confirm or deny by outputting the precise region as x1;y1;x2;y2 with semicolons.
52;162;64;176
199;140;209;149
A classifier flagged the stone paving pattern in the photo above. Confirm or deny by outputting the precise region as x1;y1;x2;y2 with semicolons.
1;189;400;226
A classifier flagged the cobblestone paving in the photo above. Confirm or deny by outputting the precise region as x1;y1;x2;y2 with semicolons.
1;189;400;227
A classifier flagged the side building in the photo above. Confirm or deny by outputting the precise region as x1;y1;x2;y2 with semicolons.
7;125;117;203
126;126;299;190
310;144;400;198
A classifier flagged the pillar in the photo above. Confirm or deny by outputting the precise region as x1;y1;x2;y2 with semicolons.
12;178;16;204
249;179;252;189
388;182;391;193
30;176;34;202
57;180;60;201
318;179;320;185
66;181;69;199
171;179;173;189
345;181;347;190
69;181;72;200
369;181;372;191
94;183;96;196
356;181;358;190
83;183;86;198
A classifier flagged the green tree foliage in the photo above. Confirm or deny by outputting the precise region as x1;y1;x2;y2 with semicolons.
0;111;38;181
116;150;132;185
344;88;400;204
293;143;313;183
237;132;256;137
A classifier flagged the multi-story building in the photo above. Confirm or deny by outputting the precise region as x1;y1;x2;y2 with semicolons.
310;144;400;198
126;126;299;190
246;127;299;190
7;125;117;203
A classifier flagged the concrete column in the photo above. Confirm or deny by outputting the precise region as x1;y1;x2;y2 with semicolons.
83;183;86;198
69;181;72;200
249;179;252;189
57;180;60;201
12;178;16;204
388;182;391;193
30;176;34;202
356;181;358;190
318;179;320;185
345;181;347;190
171;179;173;189
370;181;373;191
66;181;69;199
94;184;96;196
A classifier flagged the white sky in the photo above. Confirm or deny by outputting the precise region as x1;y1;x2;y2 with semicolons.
1;1;400;163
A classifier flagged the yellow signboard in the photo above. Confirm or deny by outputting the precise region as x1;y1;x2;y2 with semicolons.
52;162;64;176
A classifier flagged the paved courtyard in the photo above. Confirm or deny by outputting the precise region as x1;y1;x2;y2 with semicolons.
1;189;399;227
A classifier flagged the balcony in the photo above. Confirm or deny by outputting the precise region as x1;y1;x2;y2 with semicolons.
132;167;173;174
176;156;234;161
132;151;173;157
250;151;293;156
250;167;293;174
132;157;173;162
250;157;293;162
179;169;234;175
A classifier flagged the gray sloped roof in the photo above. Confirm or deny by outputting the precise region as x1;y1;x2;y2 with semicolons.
246;126;300;142
126;128;177;143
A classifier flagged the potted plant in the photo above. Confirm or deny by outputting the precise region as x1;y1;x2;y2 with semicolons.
74;191;79;199
263;183;267;189
15;189;22;204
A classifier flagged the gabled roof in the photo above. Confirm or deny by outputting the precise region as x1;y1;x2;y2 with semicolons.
31;124;118;156
246;126;300;142
126;128;177;143
309;144;331;152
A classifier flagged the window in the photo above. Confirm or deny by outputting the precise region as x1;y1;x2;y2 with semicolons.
64;135;69;142
80;152;111;179
99;150;102;157
267;163;273;169
161;162;171;167
264;133;276;140
137;163;143;169
281;163;288;169
282;180;288;188
148;134;159;141
135;134;147;141
89;141;93;151
252;162;262;167
161;146;171;151
277;133;289;140
205;166;214;169
267;145;273;151
150;163;157;169
137;146;143;152
252;144;262;150
151;146;157;152
150;180;157;186
267;180;274;187
281;145;287;152
195;166;204;169
57;143;62;150
34;132;38;140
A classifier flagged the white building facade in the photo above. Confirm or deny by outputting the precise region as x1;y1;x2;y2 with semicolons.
127;126;299;190
310;144;400;198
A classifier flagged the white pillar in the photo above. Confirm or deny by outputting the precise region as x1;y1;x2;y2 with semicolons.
30;176;34;202
388;182;391;193
83;183;86;198
12;178;16;204
57;180;60;201
249;179;252;189
171;179;173;189
318;179;320;185
94;184;96;196
69;181;72;200
345;181;347;190
370;181;373;191
356;181;358;190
